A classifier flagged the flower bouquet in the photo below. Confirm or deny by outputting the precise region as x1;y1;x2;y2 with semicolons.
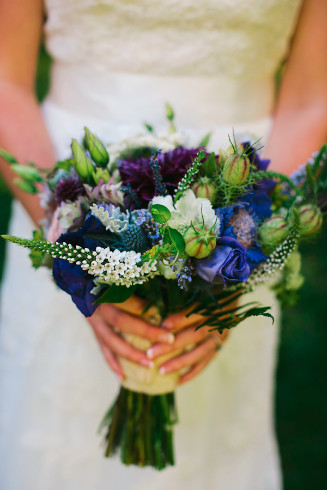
1;113;326;470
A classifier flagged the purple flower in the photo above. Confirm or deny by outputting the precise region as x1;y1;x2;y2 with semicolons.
119;147;203;206
196;237;250;284
54;175;85;204
53;229;103;317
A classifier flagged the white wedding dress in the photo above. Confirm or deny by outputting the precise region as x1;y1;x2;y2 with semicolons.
0;1;302;489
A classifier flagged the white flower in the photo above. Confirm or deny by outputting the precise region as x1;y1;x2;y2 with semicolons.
152;190;220;235
107;131;186;163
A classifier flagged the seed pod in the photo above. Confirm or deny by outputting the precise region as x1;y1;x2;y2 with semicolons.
259;216;291;249
192;178;218;203
84;127;109;167
222;154;250;185
71;139;95;184
184;224;217;259
299;204;323;237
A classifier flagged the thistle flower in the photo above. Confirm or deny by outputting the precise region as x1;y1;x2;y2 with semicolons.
54;175;85;204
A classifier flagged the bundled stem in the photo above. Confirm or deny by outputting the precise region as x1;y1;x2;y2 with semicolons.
101;387;177;470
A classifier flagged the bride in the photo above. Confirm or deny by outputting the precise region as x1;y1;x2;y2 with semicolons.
0;1;326;489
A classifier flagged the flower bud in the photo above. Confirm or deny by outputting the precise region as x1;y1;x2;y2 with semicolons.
299;204;323;237
222;154;250;185
11;163;42;182
92;167;110;185
71;139;95;184
192;177;218;203
259;216;291;249
184;224;217;259
84;127;109;167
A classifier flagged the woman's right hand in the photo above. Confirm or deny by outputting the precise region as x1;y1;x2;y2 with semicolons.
87;296;175;379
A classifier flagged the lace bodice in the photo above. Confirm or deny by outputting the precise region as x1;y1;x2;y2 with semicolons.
45;0;301;79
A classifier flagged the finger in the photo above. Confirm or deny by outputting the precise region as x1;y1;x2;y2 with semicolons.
159;337;217;375
91;315;154;367
162;307;206;331
178;350;217;386
92;327;124;378
96;304;175;344
147;325;211;359
111;295;148;316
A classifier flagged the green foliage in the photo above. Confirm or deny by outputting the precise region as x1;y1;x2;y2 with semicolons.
94;284;136;304
29;229;48;269
0;149;18;164
174;150;206;201
151;204;171;224
162;227;185;255
197;132;211;148
203;152;217;177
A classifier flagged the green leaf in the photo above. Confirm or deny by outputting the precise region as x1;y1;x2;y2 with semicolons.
151;204;171;224
163;227;185;254
13;178;38;194
198;133;211;148
55;159;75;172
29;229;47;269
204;152;217;176
11;163;43;182
94;284;136;304
144;123;154;133
165;103;174;121
0;148;18;164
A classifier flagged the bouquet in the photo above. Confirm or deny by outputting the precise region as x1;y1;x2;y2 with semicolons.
1;113;326;470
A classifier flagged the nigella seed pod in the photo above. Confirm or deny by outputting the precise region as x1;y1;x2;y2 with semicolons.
71;139;95;184
222;154;250;185
299;204;323;236
259;216;291;249
84;127;109;167
184;224;217;259
192;177;218;203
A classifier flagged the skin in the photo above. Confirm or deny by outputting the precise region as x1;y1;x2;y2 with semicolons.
0;0;327;385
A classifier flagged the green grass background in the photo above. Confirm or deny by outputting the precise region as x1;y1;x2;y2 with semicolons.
0;47;326;489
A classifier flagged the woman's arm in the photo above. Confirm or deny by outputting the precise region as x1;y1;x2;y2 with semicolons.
0;0;55;225
264;0;327;174
0;0;177;376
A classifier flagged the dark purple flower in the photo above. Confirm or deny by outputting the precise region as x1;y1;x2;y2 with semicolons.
52;216;108;317
196;237;250;284
119;147;203;206
54;175;85;204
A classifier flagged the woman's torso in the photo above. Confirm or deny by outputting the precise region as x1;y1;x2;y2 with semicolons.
43;0;302;148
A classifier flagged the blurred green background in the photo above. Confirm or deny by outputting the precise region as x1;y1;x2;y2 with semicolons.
0;46;326;489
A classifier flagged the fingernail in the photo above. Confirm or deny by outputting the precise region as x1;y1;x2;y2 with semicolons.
146;347;155;359
159;332;175;344
140;358;154;368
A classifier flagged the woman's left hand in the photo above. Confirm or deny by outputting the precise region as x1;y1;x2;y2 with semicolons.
147;309;229;386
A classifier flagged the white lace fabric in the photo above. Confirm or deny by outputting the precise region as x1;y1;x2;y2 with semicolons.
0;1;302;489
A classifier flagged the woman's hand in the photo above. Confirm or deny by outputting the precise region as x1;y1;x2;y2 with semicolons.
88;296;229;386
148;309;229;386
87;296;175;379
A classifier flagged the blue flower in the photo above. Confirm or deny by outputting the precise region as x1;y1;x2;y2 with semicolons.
196;237;250;284
53;226;103;317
